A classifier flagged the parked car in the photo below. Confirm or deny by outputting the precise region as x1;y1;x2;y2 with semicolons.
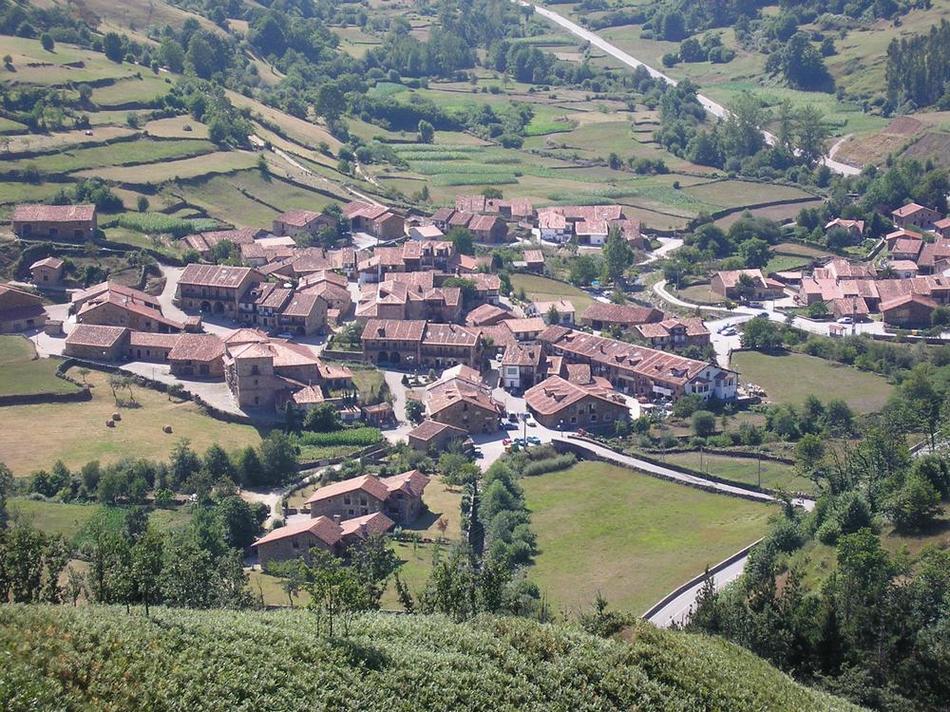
502;438;512;446
837;316;854;324
526;436;542;445
754;311;769;319
525;419;537;427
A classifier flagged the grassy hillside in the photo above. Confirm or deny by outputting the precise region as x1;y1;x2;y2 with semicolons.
0;605;862;711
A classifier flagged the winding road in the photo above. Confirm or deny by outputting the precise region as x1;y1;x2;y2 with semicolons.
523;2;862;176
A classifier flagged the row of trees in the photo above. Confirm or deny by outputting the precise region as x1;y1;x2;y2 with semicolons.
25;433;300;505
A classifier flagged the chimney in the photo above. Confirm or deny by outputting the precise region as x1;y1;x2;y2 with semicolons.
332;514;341;525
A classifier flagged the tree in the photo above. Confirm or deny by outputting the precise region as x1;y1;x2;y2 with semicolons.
405;399;425;424
568;255;599;286
794;106;829;167
304;403;343;432
602;225;632;287
692;410;716;437
796;433;825;481
169;439;201;489
103;33;124;63
40;33;54;52
735;272;759;301
159;38;185;73
0;462;11;529
739;238;772;269
884;472;940;532
316;82;346;121
741;318;784;351
258;432;298;487
304;549;369;636
214;495;264;549
136;196;149;213
186;33;216;79
130;527;163;616
203;444;235;481
445;227;474;256
545;304;561;325
823;399;853;436
417;119;435;144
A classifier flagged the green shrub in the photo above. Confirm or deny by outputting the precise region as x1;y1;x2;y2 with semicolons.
521;454;576;477
295;427;382;449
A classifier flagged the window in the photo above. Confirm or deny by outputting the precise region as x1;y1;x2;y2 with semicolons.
360;496;368;506
344;496;351;505
291;538;300;549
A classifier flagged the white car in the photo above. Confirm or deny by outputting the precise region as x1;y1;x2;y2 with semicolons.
837;316;854;324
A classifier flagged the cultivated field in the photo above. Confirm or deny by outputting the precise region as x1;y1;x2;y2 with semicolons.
6;498;193;542
0;369;263;475
523;460;773;614
730;351;894;412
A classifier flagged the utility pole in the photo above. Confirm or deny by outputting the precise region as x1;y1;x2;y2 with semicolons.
757;450;762;489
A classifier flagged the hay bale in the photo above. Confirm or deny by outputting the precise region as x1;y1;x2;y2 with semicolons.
106;420;115;428
163;424;173;434
112;412;121;421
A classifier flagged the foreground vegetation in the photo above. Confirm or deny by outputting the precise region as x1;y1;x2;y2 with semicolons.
0;605;861;711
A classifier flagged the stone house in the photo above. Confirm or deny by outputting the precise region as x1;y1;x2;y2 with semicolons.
30;257;64;286
306;471;429;525
12;203;96;241
0;284;47;333
272;209;336;240
711;269;785;301
64;324;130;361
168;333;225;378
525;374;630;430
580;303;664;331
175;264;262;316
892;202;942;231
407;419;468;452
252;512;395;567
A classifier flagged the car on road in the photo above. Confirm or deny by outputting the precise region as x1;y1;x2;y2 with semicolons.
502;438;512;446
525;419;537;427
526;436;541;445
754;311;769;319
472;448;484;459
837;316;854;324
721;326;737;336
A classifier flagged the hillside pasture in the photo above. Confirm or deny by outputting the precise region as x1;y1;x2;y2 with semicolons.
0;336;78;398
0;368;263;475
4;138;216;176
80;150;258;184
524;460;773;614
730;350;893;413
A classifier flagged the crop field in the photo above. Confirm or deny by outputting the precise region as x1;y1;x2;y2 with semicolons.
5;138;216;176
523;460;773;614
0;368;263;475
730;351;894;413
683;180;817;209
510;274;595;314
661;451;813;494
0;337;78;398
80;150;259;185
104;212;220;237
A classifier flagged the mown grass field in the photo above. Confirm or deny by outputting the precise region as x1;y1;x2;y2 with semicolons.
523;460;773;614
510;273;595;314
0;336;78;398
731;350;894;413
0;369;263;475
82;151;258;184
662;451;813;494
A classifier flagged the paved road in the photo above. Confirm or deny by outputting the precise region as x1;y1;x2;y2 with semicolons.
524;2;861;176
637;236;683;266
646;553;749;628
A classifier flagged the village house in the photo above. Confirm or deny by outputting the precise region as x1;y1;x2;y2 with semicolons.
529;299;575;326
182;228;260;260
500;342;545;391
277;292;328;336
420;322;482;369
306;470;430;524
536;205;625;243
457;254;492;274
464;303;512;327
880;293;939;327
917;240;950;274
425;366;502;434
361;319;427;366
272;209;336;240
633;317;710;350
521;250;545;273
30;257;64;287
0;284;46;333
175;264;262;316
891;202;942;231
252;512;395;567
504;317;546;343
343;201;405;240
824;218;865;243
409;224;445;241
298;271;353;321
168;333;225;378
711;269;785;301
467;214;508;243
933;218;950;239
75;284;183;333
524;374;629;430
580;303;664;331
538;211;570;242
890;235;924;262
539;326;738;402
356;279;461;324
407;419;468;452
575;219;608;246
889;260;920;279
128;332;180;363
12;203;96;241
454;195;535;223
64;324;130;361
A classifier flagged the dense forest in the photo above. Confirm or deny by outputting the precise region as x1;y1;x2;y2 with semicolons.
885;19;950;109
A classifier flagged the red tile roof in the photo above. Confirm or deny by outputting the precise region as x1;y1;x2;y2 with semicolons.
362;318;426;342
65;324;128;348
305;474;390;505
12;203;95;222
168;333;224;362
524;375;627;416
179;264;258;289
252;515;342;548
581;302;664;326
